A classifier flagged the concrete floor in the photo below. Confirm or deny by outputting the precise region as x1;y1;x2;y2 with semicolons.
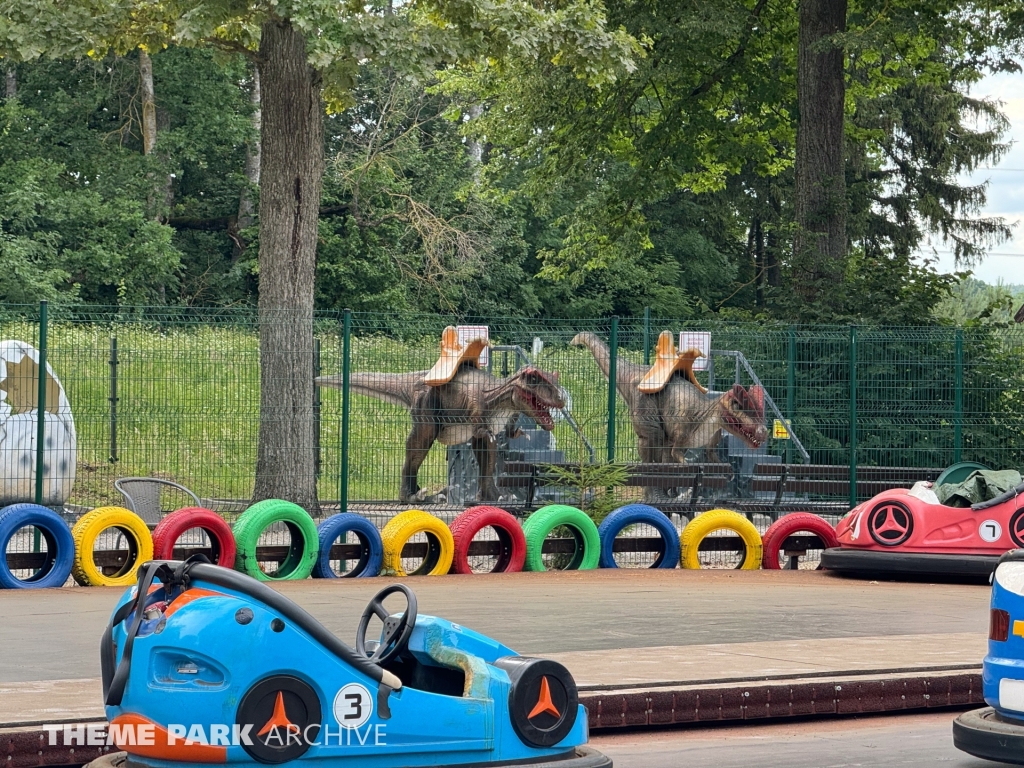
593;710;1005;768
0;569;989;683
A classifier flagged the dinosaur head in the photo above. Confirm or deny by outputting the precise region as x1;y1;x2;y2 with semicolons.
509;366;565;431
719;384;768;448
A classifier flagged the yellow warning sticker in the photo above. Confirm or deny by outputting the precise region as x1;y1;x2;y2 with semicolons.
773;419;790;440
1013;619;1024;638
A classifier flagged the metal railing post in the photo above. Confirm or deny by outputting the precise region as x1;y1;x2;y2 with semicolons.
339;310;352;513
849;325;858;509
313;336;322;478
607;317;618;463
954;328;964;463
34;300;48;507
786;328;796;465
643;307;651;365
109;335;118;463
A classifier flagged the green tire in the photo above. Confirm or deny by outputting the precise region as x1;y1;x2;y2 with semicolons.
233;499;318;581
522;504;600;572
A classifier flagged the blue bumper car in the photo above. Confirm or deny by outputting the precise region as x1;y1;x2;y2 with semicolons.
954;549;1024;763
92;559;609;768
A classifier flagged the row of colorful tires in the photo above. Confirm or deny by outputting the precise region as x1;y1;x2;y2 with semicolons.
0;499;840;589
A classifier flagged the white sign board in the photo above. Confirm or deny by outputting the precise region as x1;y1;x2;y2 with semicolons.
678;332;711;371
457;325;489;367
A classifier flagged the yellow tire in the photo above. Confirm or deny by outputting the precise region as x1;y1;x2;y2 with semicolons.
71;506;154;586
381;510;454;576
680;509;762;570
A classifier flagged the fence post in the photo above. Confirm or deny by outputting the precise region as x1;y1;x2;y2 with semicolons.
954;328;964;463
34;300;48;507
786;327;796;465
848;325;858;509
643;307;652;365
109;335;118;463
339;309;352;513
313;336;321;478
607;317;618;463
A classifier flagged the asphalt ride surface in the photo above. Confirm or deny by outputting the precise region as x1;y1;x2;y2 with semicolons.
0;569;988;682
592;711;1004;768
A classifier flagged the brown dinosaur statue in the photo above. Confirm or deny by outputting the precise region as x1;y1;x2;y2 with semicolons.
570;332;768;473
316;364;565;503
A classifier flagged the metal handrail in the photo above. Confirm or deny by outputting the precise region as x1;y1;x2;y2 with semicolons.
710;349;811;462
490;344;597;464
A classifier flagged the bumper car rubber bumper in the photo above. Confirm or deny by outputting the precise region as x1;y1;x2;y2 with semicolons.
821;547;997;578
87;748;614;768
954;707;1024;765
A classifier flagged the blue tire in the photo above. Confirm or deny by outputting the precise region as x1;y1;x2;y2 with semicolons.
0;503;75;589
598;504;680;569
313;513;383;578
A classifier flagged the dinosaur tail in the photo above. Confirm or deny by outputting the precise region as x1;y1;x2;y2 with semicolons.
315;371;424;410
569;331;647;387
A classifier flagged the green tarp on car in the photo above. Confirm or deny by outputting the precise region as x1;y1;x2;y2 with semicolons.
936;470;1023;508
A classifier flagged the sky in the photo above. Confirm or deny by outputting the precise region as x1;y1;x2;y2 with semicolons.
920;70;1024;286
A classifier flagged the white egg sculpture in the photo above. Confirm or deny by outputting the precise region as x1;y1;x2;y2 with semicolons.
0;340;77;506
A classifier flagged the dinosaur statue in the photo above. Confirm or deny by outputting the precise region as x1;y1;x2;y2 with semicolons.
316;363;565;504
570;331;767;475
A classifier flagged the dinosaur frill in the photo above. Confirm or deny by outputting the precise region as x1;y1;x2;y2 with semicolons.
638;331;708;394
424;326;489;386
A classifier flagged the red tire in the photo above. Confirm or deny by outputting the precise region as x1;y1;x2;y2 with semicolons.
761;512;839;570
449;506;526;574
152;507;237;567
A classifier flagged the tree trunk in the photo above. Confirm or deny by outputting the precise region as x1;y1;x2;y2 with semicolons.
744;221;755;302
232;67;262;261
139;51;157;156
139;51;174;207
252;20;323;513
767;196;782;288
139;50;173;301
466;103;484;183
754;218;765;307
793;0;847;298
4;67;15;99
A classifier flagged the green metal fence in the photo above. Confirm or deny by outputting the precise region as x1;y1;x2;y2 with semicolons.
1;303;1022;524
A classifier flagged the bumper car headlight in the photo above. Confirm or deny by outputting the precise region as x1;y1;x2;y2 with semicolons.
995;562;1024;597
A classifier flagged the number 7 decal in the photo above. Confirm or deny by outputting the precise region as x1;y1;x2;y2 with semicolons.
980;520;1002;543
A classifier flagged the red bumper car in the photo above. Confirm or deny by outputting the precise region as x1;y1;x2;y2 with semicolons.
821;481;1024;578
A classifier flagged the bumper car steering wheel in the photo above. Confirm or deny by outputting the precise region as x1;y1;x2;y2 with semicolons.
356;584;418;663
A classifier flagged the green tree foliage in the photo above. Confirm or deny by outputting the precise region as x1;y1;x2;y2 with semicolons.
0;0;1021;327
446;0;1020;324
933;277;1024;326
315;69;540;316
0;51;254;306
0;96;179;305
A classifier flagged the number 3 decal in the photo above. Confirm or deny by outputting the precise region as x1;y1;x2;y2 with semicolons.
333;683;373;729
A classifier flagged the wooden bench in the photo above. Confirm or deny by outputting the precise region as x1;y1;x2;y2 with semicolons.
499;461;734;510
498;461;944;518
750;464;942;508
